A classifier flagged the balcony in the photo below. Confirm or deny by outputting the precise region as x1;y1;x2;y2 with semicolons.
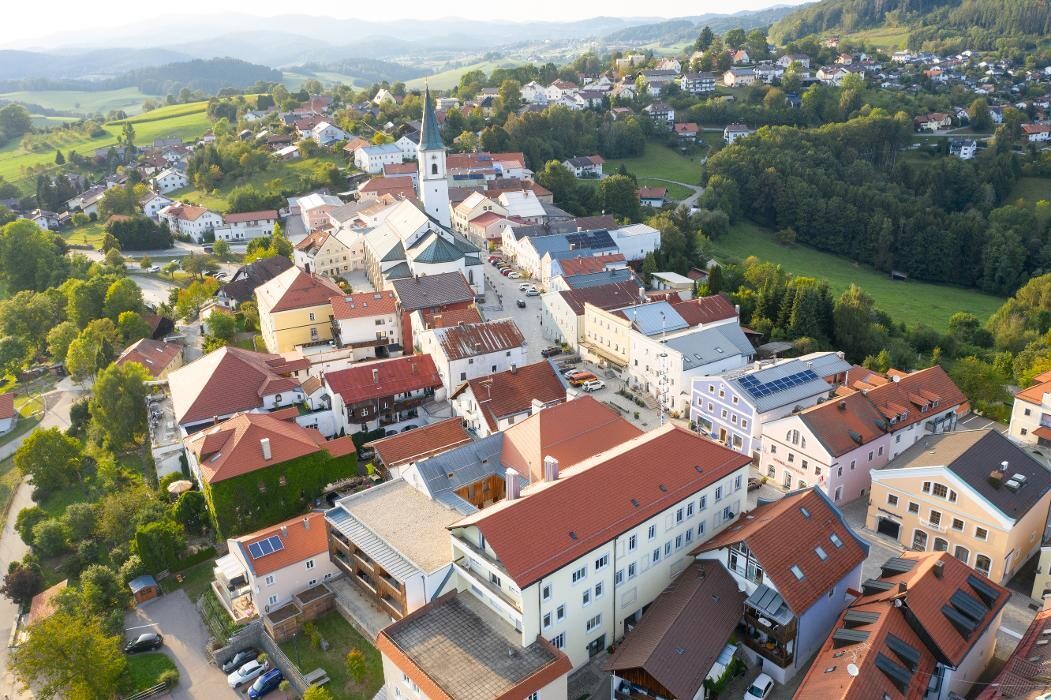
453;557;521;613
452;536;511;576
741;632;794;668
744;608;797;646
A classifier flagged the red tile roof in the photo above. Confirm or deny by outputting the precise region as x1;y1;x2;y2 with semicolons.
638;187;667;199
419;306;483;328
359;176;416;199
451;361;566;432
27;579;67;627
329;290;398;320
256;267;343;313
294;229;330;253
0;393;14;421
558;281;643;315
383;162;417;176
115;338;181;377
433;319;524;361
233;512;330;576
557;253;626;277
457;423;750;588
168;346;305;425
670;294;737;327
164;203;211;221
1016;376;1051;405
324;355;442;405
852;366;968;431
977;598;1051;699
367;418;473;469
223;210;278;224
692;489;868;614
186;411;355;484
797;391;891;457
674;122;699;134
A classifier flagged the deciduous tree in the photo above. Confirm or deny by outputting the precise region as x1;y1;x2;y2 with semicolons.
89;362;150;448
14;428;82;493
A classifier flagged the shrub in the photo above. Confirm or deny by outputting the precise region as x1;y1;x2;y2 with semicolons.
346;648;366;684
158;669;180;689
304;620;321;649
63;502;97;541
31;518;71;558
15;506;46;546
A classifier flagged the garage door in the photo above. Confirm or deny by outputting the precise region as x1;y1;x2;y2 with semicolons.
876;517;901;540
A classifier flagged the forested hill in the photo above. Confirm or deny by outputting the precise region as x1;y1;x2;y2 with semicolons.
770;0;1051;49
0;58;281;94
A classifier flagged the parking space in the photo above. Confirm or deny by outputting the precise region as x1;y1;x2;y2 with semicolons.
124;590;237;700
957;413;1007;433
480;258;549;365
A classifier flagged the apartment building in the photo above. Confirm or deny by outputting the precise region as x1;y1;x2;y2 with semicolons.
323;355;443;435
1008;370;1051;446
449;360;566;437
417;318;527;392
540;281;644;352
327;290;401;360
255;267;343;353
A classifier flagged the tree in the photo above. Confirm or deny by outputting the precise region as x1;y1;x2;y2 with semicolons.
181;253;211;280
833;285;879;362
90;362;150;448
0;220;70;293
1;563;43;605
31;518;70;558
133;520;186;573
15;506;46;546
77;564;126;618
346;648;367;684
14;428;82;493
204;311;238;351
212;239;231;259
694;25;715;51
174;278;220;320
599;175;642;222
63;502;97;540
0;336;28;376
54;150;65;165
724;28;746;49
641;252;658;284
11;611;127;700
117;311;152;343
0;104;32;140
65;318;120;380
140;255;151;270
968;98;992;132
171;491;208;535
120;121;135;149
162;261;180;280
103;277;144;319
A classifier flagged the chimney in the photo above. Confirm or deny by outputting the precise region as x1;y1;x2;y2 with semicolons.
543;455;559;482
505;468;520;501
260;437;272;461
372;368;380;383
933;560;944;578
280;525;288;539
531;398;545;415
303;516;310;529
510;363;517;375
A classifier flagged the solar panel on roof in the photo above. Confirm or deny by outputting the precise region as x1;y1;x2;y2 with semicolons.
268;535;284;553
248;542;263;558
885;633;921;671
950;589;989;623
248;535;284;560
258;538;273;555
875;652;913;692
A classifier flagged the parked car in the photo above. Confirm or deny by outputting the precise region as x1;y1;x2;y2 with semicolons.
508;272;521;279
519;283;530;291
400;424;418;432
221;648;260;674
541;346;562;358
383;429;398;437
146;265;161;273
562;367;584;379
228;659;266;688
581;379;605;392
744;673;774;700
747;477;763;492
202;245;214;254
124;633;163;654
501;269;513;277
570;373;598;386
525;288;540;297
248;669;284;699
516;299;527;308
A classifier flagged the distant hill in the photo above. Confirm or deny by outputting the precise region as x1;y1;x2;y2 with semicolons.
770;0;1051;48
296;59;428;85
605;6;804;45
0;47;192;81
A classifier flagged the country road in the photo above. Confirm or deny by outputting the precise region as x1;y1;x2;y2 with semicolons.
0;384;83;700
645;177;704;207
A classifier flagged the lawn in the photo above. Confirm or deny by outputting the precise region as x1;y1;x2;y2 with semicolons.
120;652;177;694
710;221;1004;331
61;221;108;248
170;152;344;213
0;395;45;452
159;559;216;601
0;87;161;116
405;60;512;91
0;101;211;192
278;611;383;698
1010;176;1051;205
0;457;19;524
639;178;692;201
842;26;910;50
604;142;704;185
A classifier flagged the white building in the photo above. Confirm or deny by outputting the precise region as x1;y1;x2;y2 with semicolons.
611;223;661;262
157;203;223;243
139;192;173;219
152;168;189;194
417;319;527;392
354;144;404;173
394;136;418;161
418;87;451;228
214;210;279;242
311;122;350;147
1007;371;1051;446
329;290;402;360
723;123;755;144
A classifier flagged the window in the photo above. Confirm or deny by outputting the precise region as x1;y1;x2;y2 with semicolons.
685;529;693;543
652;548;661;563
699;495;707;510
582;589;591;606
868;451;874;461
742;419;748;429
788;453;795;463
614;569;624;586
708;384;714;393
675;534;683;549
733;396;739;404
834;486;843;502
268;594;278;606
975;527;988;541
664;542;672;556
715;486;723;501
878;446;884;457
815;546;829;561
975;555;991;575
735;475;743;491
265;575;275;586
932;483;947;498
542;584;551;601
551;633;565;649
595;555;609;571
556;604;565;621
952;518;964;532
543;612;552;628
721;409;728;419
850;459;856;470
929;510;941;527
686;503;695;518
802;459;809;472
586;614;602;632
306;559;315;570
527;693;539;700
887;494;899;506
676;508;684;523
732;415;738;424
933;537;948;552
837;466;843;477
1025;408;1032;416
308;578;317;587
595;582;604;599
954;546;969;564
572;567;586;583
697;522;706;536
628;563;637;579
908;502;919;514
628;534;637;551
830;533;844;548
490;572;501;587
308;312;316;321
790;565;804;580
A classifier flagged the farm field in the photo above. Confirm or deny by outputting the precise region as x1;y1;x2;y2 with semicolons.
710;220;1004;331
841;26;910;50
0;87;159;116
605;142;704;185
405;60;511;91
284;70;367;89
1010;176;1051;209
0;101;211;192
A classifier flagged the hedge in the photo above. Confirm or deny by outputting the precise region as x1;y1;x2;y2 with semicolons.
352;427;385;450
171;546;217;572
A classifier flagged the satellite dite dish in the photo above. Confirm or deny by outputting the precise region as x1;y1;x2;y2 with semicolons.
847;664;860;677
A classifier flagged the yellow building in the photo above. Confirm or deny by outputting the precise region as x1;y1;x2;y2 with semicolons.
580;302;633;368
255;267;343;353
867;429;1051;585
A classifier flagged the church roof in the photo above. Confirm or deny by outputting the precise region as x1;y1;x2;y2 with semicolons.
413;233;466;264
419;87;445;151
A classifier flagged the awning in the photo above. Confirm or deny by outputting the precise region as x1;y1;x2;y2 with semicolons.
214;553;246;583
1034;426;1051;442
745;584;793;625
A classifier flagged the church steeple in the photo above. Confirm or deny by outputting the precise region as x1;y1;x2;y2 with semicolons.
417;84;450;228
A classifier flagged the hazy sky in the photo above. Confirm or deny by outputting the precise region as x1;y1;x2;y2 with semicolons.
5;0;811;46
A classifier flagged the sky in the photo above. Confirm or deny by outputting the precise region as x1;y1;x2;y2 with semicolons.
4;0;811;47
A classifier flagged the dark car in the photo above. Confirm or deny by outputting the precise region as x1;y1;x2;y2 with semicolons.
124;633;163;654
541;346;561;358
516;299;526;308
221;648;260;674
400;424;419;432
248;669;284;699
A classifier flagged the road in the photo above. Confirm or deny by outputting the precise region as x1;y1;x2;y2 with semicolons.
644;177;704;206
128;271;181;307
0;384;81;700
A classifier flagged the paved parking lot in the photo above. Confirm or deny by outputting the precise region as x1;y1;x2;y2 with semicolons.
125;591;237;700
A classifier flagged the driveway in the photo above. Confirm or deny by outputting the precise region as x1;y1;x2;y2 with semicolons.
125;591;238;700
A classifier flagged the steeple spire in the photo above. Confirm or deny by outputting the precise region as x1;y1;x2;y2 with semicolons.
419;84;445;151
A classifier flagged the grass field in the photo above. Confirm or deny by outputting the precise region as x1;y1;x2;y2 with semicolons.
120;652;177;694
1010;177;1051;204
842;26;910;50
170;152;344;212
279;611;383;698
605;142;704;185
406;60;511;91
0;101;211;192
0;87;161;117
710;221;1004;330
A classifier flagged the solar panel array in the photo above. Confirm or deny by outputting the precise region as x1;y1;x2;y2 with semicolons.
247;535;284;559
738;369;821;399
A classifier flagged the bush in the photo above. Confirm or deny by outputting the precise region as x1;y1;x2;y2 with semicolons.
63;502;97;541
31;518;71;558
158;669;180;689
304;620;321;649
15;506;46;546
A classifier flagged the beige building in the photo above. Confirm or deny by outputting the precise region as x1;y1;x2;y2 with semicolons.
255;267;343;353
580;302;634;368
1008;370;1051;446
867;429;1051;584
450;191;507;234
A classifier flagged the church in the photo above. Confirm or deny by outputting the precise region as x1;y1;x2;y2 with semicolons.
360;88;485;296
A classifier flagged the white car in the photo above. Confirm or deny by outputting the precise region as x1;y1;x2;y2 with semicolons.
146;265;160;273
581;379;605;392
743;673;774;700
519;283;530;291
508;271;521;279
227;659;266;688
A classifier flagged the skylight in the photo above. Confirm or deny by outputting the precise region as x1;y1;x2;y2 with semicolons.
816;546;828;560
830;533;844;548
790;565;804;580
800;507;811;518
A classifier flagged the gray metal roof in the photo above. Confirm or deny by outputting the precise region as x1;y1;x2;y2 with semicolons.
797;351;852;379
619;301;689;336
326;506;421;582
664;325;755;370
726;358;833;413
413;433;506;497
745;584;793;624
563;269;638;289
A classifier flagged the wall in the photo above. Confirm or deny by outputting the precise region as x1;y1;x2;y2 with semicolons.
1009;396;1044;445
581;304;632;368
948;609;1002;697
690;377;760;455
261;305;334;353
794;561;862;680
540;293;579;350
249;555;341;614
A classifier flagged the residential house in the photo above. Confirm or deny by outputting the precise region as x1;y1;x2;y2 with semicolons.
382;161;418;187
450;361;566;437
323;354;443;434
158;203;222;243
213;512;338;621
694;488;869;683
26;210;59;230
310;122;349;147
214;210;278;242
724;123;755;144
949;138;977;160
291;192;343;232
816;66;851;85
545;80;578;101
649;271;695;299
690;353;852;457
391;272;477;351
292;230;355;280
732;49;751;64
549;253;627;284
915;112;953;131
680;72;717;95
1008;370;1051;446
610;223;662;262
326;479;468;621
515;229;620;285
642;102;675;126
66;184;109;217
562;155;604;178
447;424;754;669
216;255;294;309
328;290;401;360
418;318;527;392
641;70;679;96
760;365;968;503
673;122;699;142
115;338;182;379
540;281;644;351
139;191;173;219
464;212;516;250
255;267;344;353
795;552;1009;699
354;144;404;173
167;346;310;431
754;62;785;84
451;192;507;236
521;81;549;104
365;418;472;478
976;598;1051;700
638;187;667;207
724;68;757;87
357;176;415;203
0;394;16;435
1022;124;1051;142
152;168;188;194
868;429;1051;585
778;54;811;69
